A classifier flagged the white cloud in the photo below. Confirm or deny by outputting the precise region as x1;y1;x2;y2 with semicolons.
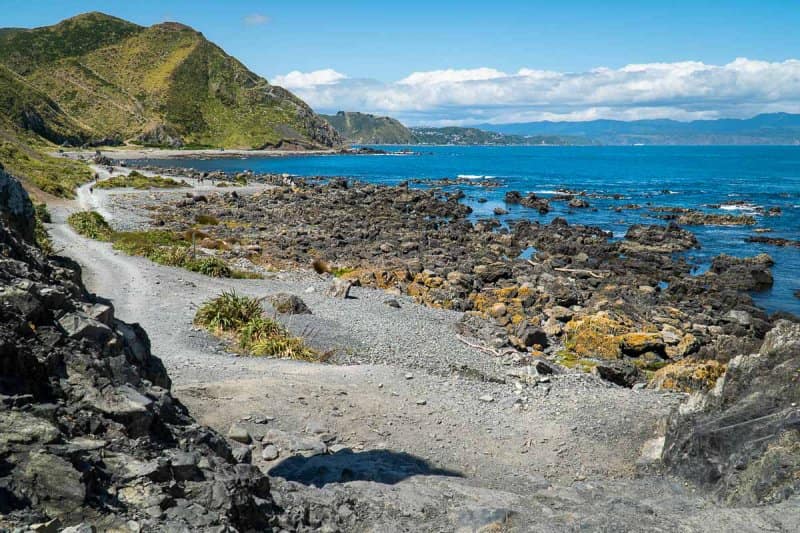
273;59;800;124
243;13;269;26
399;68;507;85
272;69;348;89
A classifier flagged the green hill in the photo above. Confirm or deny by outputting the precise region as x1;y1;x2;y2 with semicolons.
321;111;415;144
0;12;340;150
0;12;341;196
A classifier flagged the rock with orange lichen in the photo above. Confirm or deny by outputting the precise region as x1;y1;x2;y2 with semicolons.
648;359;726;392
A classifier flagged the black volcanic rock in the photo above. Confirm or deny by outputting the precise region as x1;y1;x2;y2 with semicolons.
662;320;800;505
0;173;278;530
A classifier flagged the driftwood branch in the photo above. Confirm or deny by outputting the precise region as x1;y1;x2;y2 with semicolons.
552;266;610;279
456;335;504;357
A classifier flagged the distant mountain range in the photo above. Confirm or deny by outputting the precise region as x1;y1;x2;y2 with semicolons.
323;111;800;146
322;111;586;145
477;113;800;145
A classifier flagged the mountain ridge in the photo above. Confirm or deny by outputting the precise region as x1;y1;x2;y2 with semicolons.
0;12;340;150
477;113;800;145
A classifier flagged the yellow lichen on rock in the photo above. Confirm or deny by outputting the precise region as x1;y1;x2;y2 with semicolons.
563;312;632;359
648;359;727;392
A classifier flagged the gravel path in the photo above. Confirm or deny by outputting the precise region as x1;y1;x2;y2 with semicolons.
44;168;800;531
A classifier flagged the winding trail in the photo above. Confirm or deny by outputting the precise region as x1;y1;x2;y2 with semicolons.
45;167;800;531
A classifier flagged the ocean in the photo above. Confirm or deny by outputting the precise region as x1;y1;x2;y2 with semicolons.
136;145;800;316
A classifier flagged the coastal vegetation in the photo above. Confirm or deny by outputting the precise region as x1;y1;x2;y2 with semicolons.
194;291;320;360
94;171;189;189
67;210;259;278
33;202;53;253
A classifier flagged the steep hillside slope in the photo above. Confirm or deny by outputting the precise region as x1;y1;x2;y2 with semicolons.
321;111;415;144
0;12;340;150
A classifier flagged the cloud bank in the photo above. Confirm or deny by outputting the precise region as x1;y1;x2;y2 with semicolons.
272;59;800;125
243;13;269;26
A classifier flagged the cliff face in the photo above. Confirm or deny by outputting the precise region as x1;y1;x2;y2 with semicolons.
321;111;415;144
0;12;341;150
0;169;277;530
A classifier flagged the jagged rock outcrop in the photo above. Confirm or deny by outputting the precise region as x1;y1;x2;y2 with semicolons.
0;165;35;241
662;319;800;505
0;173;278;530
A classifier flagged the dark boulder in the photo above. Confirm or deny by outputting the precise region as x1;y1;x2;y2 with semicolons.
662;320;800;505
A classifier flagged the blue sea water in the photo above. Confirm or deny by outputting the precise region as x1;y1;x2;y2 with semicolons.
137;146;800;316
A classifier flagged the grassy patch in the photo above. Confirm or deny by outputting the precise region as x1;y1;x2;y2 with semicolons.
112;229;232;277
67;210;114;240
331;266;356;278
0;138;92;198
194;291;320;361
33;203;53;254
69;210;259;278
95;171;189;190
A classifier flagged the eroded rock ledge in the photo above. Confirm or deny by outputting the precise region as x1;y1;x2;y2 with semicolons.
0;170;297;530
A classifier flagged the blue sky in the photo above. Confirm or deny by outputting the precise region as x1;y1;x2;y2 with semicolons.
4;1;800;124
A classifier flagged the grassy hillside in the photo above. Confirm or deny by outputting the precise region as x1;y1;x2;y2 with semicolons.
322;111;415;144
0;11;340;196
0;12;340;151
0;64;92;196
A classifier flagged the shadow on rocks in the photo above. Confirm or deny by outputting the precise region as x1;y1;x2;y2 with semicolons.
268;448;463;487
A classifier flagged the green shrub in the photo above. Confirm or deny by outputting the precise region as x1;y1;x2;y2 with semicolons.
34;203;52;223
67;211;113;241
33;203;53;254
186;256;231;277
194;292;320;361
194;290;263;333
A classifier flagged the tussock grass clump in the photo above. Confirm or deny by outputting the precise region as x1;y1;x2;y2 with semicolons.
311;258;331;274
34;203;53;254
194;291;320;361
67;211;114;241
95;171;189;190
195;291;263;333
195;214;220;225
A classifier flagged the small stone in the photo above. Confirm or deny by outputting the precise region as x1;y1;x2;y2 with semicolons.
232;445;252;464
261;444;280;460
227;424;252;444
326;278;352;299
479;395;495;403
416;399;427;405
405;373;414;380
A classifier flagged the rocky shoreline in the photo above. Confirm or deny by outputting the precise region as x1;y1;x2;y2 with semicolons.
3;161;800;529
114;164;796;394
